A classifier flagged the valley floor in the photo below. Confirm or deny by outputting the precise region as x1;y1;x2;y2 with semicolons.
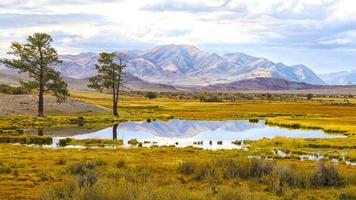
0;91;356;199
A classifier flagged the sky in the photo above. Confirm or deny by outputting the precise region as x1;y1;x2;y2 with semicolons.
0;0;356;74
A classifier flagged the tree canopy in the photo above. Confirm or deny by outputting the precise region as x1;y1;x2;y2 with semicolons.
0;33;69;116
88;52;126;116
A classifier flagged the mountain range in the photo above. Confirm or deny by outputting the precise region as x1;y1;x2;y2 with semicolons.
56;45;326;86
204;77;319;92
3;44;356;92
319;70;356;85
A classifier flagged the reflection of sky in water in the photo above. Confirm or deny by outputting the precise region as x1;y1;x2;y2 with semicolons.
69;119;344;150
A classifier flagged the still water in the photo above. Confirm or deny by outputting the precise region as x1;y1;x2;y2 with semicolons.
28;119;345;150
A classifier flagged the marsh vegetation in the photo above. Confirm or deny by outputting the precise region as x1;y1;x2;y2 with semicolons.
0;89;356;199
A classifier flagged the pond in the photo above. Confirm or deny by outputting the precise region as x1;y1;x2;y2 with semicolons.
26;119;345;150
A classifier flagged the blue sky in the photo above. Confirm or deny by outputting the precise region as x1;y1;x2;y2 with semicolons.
0;0;356;73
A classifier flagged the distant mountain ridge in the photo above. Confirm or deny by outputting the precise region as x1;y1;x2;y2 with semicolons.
319;70;356;85
204;77;319;92
203;77;356;92
56;45;325;86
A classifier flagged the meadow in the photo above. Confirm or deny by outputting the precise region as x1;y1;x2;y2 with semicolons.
0;91;356;199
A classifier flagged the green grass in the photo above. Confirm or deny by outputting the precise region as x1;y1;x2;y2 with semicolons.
0;144;355;200
0;92;356;199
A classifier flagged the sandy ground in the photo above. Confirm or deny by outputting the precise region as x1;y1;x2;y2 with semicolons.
0;95;107;115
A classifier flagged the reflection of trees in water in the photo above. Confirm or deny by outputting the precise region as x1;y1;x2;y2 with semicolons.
37;128;44;136
113;124;118;141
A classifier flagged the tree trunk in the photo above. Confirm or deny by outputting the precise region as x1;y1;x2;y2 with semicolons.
113;89;118;116
38;46;44;117
38;78;44;117
112;124;118;141
37;128;44;136
113;100;118;116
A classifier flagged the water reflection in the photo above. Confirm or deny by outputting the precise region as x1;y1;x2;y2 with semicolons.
37;128;44;136
113;124;118;141
67;119;344;150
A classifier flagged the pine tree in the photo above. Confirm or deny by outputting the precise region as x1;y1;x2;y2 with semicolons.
88;52;126;116
1;33;69;117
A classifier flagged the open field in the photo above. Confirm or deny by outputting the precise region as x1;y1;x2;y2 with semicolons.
0;91;356;199
0;144;355;200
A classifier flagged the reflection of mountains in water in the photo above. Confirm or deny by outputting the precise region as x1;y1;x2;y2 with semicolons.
118;119;265;138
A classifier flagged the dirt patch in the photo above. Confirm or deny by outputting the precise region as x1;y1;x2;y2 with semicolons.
0;95;107;115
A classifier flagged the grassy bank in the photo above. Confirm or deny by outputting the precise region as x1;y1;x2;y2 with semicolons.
0;144;355;200
0;92;356;199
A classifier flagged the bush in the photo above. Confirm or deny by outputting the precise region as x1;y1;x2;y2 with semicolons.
66;160;106;176
0;165;11;174
55;158;66;165
249;118;259;123
0;135;52;145
339;190;356;200
128;139;139;145
125;165;153;184
179;158;275;182
264;166;308;195
311;162;346;187
145;91;158;99
40;177;205;200
59;138;72;147
178;161;196;175
199;94;222;102
0;84;30;95
116;159;126;168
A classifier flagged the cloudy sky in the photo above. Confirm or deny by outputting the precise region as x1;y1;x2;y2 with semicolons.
0;0;356;73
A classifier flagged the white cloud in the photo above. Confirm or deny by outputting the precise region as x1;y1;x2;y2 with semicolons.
0;0;356;72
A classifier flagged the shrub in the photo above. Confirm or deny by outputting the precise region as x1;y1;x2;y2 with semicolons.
199;94;222;102
59;138;72;147
249;118;259;123
66;160;105;176
40;177;205;200
290;123;301;129
0;84;30;95
145;91;158;99
66;162;91;176
264;166;307;195
116;159;126;168
0;135;52;145
125;165;153;184
178;161;196;175
179;158;275;182
55;158;66;165
39;171;51;181
0;165;11;174
339;190;356;200
78;172;98;187
128;139;139;145
311;162;346;187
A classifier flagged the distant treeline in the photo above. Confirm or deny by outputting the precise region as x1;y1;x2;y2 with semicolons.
0;84;31;95
121;91;354;102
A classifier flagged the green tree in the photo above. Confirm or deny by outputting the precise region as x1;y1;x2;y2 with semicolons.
88;52;126;116
145;91;157;99
307;93;313;100
0;33;69;117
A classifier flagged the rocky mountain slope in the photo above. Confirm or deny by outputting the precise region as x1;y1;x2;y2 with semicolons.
56;45;325;86
319;70;356;85
204;77;318;92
